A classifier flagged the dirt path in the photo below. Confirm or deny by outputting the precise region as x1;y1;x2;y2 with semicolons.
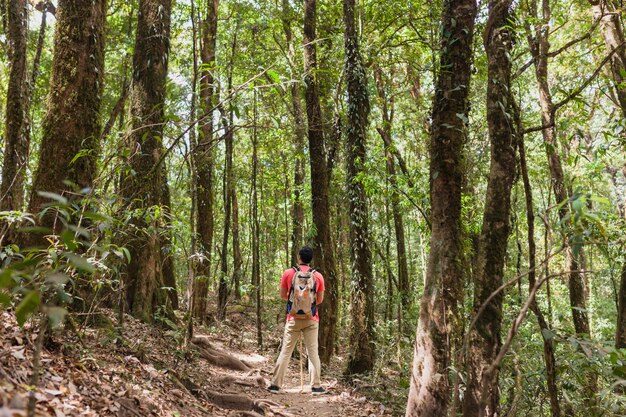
0;311;392;417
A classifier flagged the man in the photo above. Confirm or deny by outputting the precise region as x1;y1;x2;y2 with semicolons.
268;246;326;395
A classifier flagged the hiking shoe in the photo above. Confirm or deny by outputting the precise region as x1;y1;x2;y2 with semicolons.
268;385;280;393
311;386;326;395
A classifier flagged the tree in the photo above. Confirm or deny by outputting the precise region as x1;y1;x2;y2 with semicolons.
373;65;410;313
26;0;106;240
303;0;338;365
343;0;375;375
118;0;174;321
0;0;28;212
463;1;518;415
281;0;306;266
192;0;219;322
405;0;476;414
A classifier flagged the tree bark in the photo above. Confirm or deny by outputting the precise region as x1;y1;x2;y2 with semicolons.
463;1;517;415
0;0;28;211
281;0;306;266
343;0;375;375
118;0;173;321
405;0;476;415
303;0;338;365
26;0;106;240
192;0;218;322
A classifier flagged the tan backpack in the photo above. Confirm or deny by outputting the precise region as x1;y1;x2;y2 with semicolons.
287;266;317;319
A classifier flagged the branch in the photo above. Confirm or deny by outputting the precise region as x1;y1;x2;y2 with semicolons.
523;42;625;134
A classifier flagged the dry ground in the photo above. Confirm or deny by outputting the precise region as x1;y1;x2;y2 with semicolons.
0;308;395;416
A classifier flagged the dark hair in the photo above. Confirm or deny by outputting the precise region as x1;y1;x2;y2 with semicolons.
299;246;313;264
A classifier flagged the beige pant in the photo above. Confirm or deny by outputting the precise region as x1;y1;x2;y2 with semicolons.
271;319;322;388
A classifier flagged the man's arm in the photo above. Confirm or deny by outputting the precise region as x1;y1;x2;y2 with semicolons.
316;290;324;305
281;286;289;300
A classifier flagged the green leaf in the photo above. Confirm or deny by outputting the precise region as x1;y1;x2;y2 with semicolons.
36;191;68;205
267;69;280;84
16;291;40;327
47;306;67;329
0;292;11;306
63;252;95;273
61;230;78;251
572;198;584;215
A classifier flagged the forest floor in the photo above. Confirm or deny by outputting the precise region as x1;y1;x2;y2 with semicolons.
0;307;399;416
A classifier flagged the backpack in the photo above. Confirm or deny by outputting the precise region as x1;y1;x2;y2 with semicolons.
287;266;317;319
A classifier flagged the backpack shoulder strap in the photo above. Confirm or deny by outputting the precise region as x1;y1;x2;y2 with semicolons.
309;269;317;293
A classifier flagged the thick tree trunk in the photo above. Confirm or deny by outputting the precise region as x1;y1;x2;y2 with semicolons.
373;66;410;312
0;0;28;212
405;0;476;415
192;0;218;322
26;0;106;239
343;0;375;375
463;1;517;415
118;0;173;321
281;0;306;266
303;0;338;365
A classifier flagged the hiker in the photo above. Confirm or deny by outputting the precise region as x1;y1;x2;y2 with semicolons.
268;246;326;395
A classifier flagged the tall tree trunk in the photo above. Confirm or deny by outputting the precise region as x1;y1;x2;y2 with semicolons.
218;124;233;320
0;0;28;211
252;90;262;349
463;1;517;415
528;0;597;403
186;0;199;341
518;110;561;417
343;0;375;375
373;66;410;312
192;0;218;322
303;0;338;365
26;0;106;240
217;29;237;321
232;189;242;300
118;0;173;321
282;0;306;266
405;0;476;414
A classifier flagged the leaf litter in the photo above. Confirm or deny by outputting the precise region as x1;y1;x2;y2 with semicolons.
0;310;392;416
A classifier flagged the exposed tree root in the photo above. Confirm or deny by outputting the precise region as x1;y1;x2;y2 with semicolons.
205;391;295;417
191;336;250;371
